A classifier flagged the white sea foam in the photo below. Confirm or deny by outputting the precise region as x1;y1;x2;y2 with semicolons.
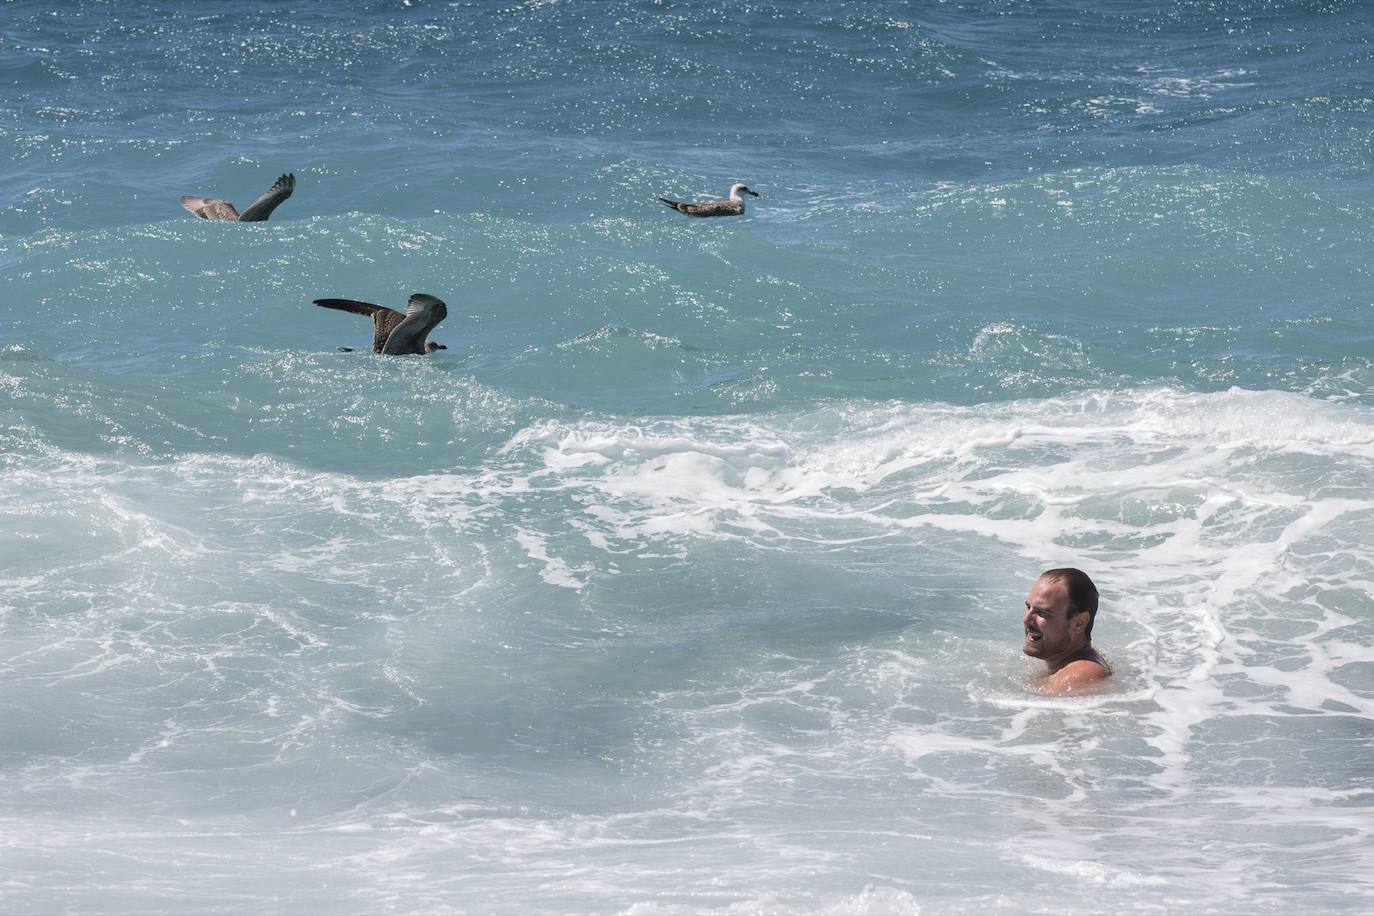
621;884;922;915
515;527;589;590
483;386;1374;906
4;383;1374;912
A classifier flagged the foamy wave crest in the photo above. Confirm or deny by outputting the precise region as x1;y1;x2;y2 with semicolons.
504;385;1374;863
504;386;1374;550
6;386;1374;912
621;884;921;915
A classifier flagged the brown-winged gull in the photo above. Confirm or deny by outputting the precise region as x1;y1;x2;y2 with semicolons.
313;293;449;355
180;173;295;221
659;183;759;217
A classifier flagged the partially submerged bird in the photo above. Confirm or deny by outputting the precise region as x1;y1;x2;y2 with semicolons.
180;173;295;221
659;183;760;217
314;293;449;355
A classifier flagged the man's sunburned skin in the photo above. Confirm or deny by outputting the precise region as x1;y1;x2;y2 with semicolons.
1023;574;1109;695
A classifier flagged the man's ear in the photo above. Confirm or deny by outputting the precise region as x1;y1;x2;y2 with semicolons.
1070;609;1089;636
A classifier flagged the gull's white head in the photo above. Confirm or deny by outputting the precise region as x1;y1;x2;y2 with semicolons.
729;183;760;200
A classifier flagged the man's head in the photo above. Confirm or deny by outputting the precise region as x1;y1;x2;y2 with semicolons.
1022;567;1098;661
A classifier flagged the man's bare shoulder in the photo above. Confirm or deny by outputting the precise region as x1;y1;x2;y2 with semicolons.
1038;659;1110;695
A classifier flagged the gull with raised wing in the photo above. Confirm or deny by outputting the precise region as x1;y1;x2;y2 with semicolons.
659;183;759;217
180;173;295;222
313;293;449;355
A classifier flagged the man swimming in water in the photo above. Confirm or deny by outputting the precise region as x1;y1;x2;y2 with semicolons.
1022;567;1110;694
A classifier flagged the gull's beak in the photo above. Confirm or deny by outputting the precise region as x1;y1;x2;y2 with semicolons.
747;189;760;197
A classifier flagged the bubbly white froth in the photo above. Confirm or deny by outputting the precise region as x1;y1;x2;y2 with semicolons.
5;386;1373;910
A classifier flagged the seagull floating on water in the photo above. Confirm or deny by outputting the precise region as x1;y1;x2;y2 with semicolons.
180;173;295;221
659;183;759;218
313;293;449;355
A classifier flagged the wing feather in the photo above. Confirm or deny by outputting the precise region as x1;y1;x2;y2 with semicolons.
315;298;405;353
313;298;391;318
180;196;240;220
237;173;295;222
659;197;742;217
382;294;448;355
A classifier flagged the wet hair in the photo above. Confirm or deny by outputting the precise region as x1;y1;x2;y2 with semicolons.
1039;567;1099;638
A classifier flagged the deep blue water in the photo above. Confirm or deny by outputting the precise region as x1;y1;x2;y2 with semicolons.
3;2;1374;912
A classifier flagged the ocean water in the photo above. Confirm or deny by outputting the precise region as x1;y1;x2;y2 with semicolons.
3;0;1374;912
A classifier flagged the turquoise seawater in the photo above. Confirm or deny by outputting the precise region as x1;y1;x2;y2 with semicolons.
3;2;1374;912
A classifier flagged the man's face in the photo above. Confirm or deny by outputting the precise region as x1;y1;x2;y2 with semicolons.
1022;577;1083;660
